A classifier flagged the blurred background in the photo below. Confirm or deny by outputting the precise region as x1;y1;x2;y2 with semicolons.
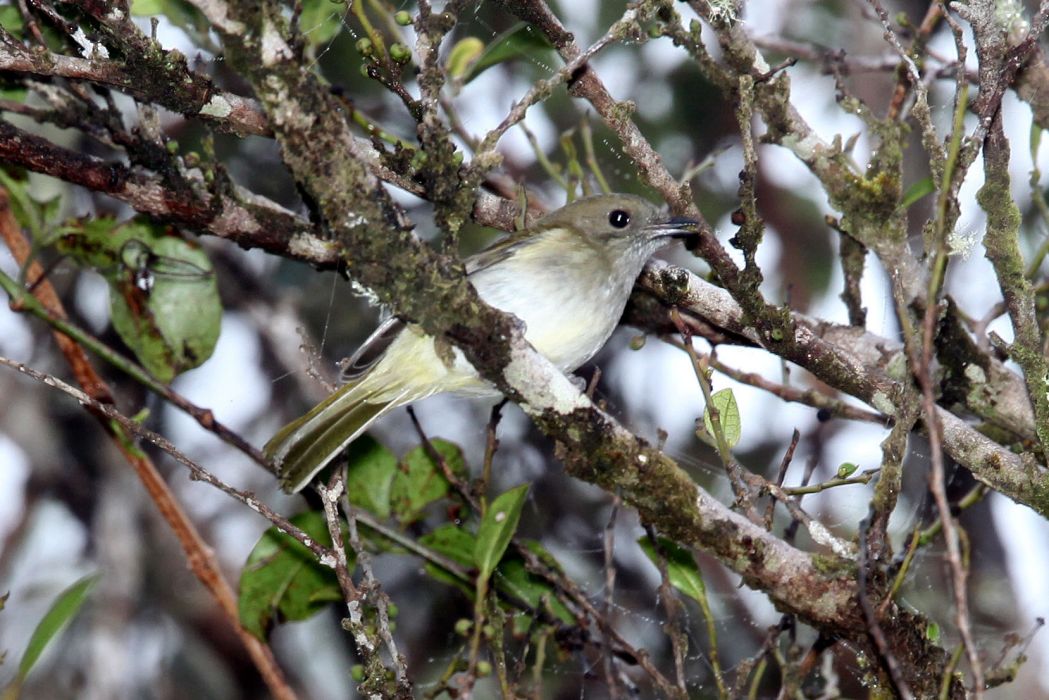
1;0;1048;697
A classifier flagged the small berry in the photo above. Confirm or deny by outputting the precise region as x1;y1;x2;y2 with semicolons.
390;42;411;64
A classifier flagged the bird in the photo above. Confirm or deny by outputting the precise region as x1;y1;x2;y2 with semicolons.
265;193;699;492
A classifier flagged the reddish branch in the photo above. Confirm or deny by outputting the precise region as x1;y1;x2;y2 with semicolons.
0;189;296;700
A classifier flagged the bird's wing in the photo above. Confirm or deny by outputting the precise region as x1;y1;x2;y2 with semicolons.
338;231;546;384
339;316;405;384
266;380;414;493
464;233;537;275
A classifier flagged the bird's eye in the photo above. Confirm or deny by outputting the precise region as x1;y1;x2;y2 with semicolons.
608;209;631;228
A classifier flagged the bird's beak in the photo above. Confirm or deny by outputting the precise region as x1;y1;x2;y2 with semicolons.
645;215;701;239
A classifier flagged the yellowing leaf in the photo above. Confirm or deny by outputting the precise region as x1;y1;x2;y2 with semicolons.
446;37;485;79
703;388;741;448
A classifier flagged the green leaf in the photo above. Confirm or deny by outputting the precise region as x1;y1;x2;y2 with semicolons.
238;511;349;640
299;0;344;46
900;176;935;210
464;23;555;83
432;438;468;476
344;436;398;519
130;0;165;13
0;6;24;35
0;85;27;103
702;388;741;448
19;574;98;679
390;440;466;524
417;525;572;625
639;536;708;605
55;218;222;382
0;169;61;242
837;462;858;478
474;484;529;581
421;523;476;567
494;554;573;624
419;523;476;592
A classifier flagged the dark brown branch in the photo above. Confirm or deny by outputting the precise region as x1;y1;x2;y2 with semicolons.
0;118;522;262
0;33;269;136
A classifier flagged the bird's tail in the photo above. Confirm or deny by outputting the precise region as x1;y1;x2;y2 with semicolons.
264;380;405;493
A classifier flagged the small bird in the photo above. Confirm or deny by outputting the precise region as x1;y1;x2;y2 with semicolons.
266;194;699;492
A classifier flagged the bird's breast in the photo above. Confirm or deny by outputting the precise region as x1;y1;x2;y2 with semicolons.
470;255;623;371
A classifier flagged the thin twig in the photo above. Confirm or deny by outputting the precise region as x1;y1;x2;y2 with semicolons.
699;349;885;424
643;525;689;699
600;497;623;700
480;401;506;505
318;478;410;699
407;408;680;695
343;496;411;692
781;470;878;496
0;353;318;697
0;356;321;551
763;429;800;530
474;6;642;155
0;265;270;467
858;512;914;699
0;195;296;700
669;309;759;520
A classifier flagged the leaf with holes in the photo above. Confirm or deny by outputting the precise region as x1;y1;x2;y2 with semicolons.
55;218;221;382
238;511;349;639
390;439;466;524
